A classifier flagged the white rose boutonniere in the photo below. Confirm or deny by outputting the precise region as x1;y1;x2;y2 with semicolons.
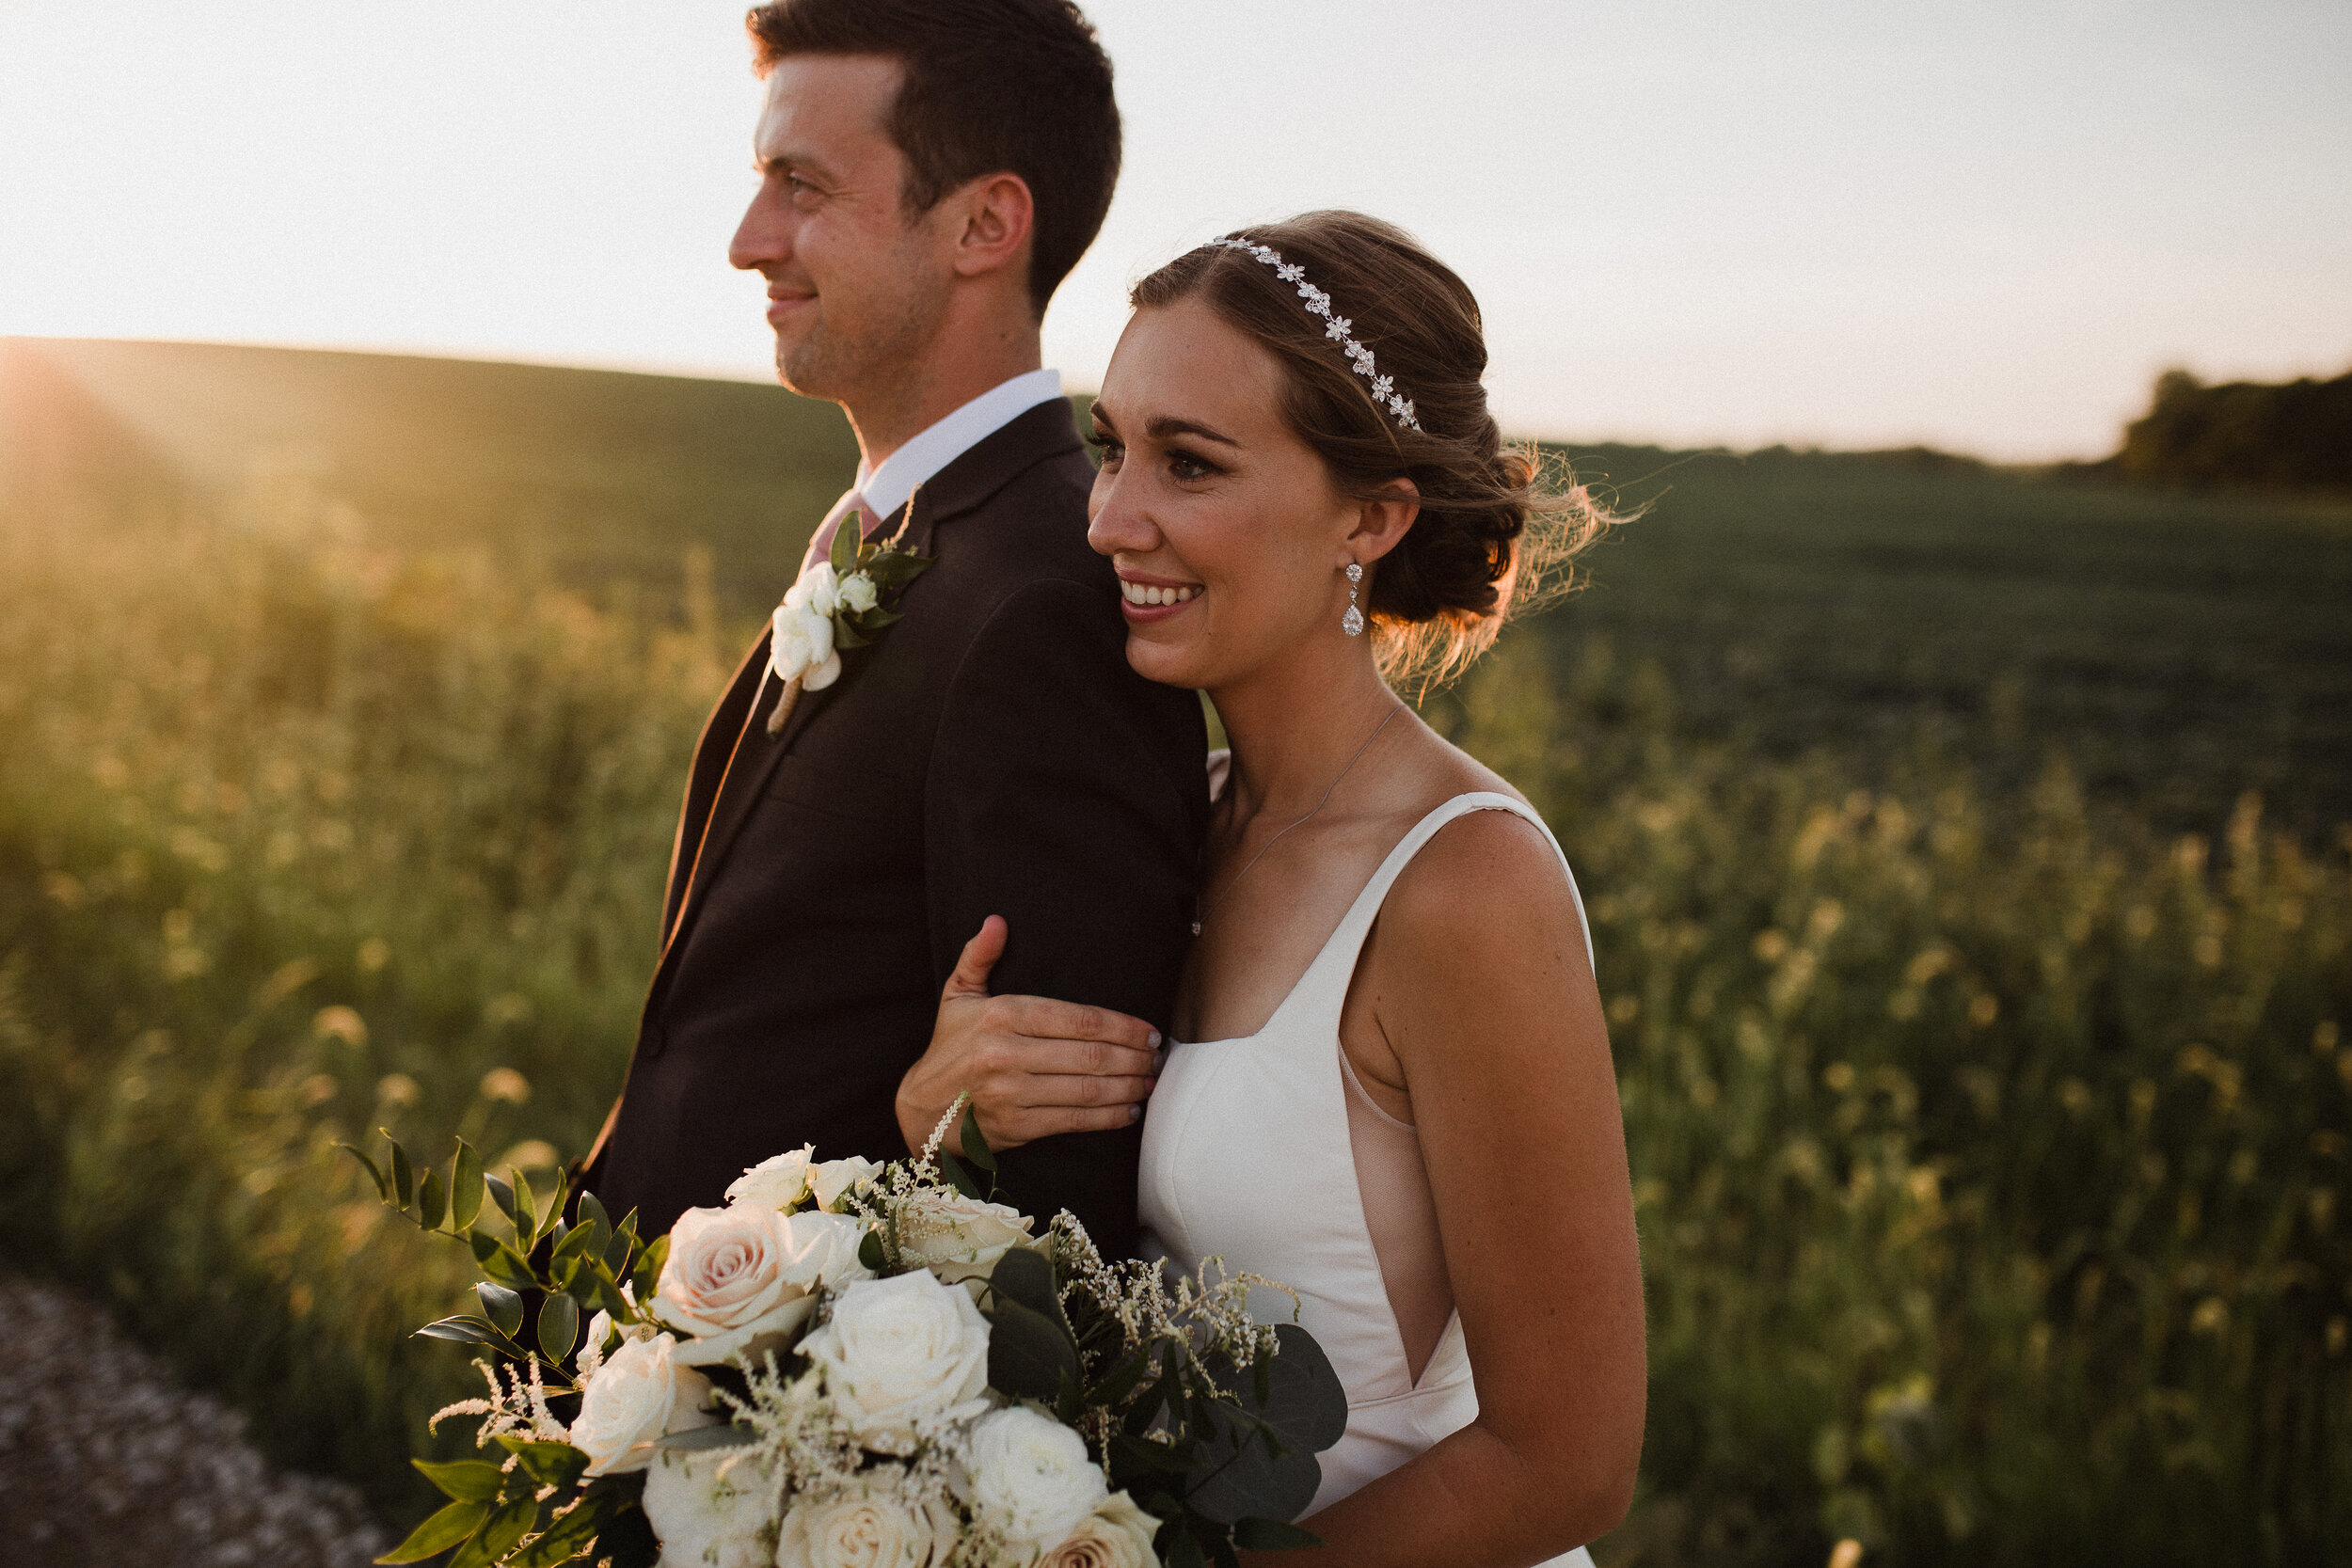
768;496;936;735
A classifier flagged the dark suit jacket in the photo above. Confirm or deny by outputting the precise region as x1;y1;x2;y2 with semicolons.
589;400;1208;1253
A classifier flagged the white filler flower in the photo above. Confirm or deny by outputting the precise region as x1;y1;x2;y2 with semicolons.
656;1205;872;1369
958;1406;1109;1558
801;1272;991;1454
568;1333;718;1477
1038;1492;1163;1568
726;1144;818;1211
642;1448;775;1568
774;1483;953;1568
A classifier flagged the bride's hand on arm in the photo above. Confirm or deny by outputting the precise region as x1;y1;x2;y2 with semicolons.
895;916;1166;1155
1271;811;1646;1566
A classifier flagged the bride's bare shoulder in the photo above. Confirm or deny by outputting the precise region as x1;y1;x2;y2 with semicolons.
1378;745;1582;967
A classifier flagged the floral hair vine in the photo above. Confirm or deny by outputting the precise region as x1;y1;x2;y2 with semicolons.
1205;237;1423;433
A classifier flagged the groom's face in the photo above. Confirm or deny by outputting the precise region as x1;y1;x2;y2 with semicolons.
731;55;954;403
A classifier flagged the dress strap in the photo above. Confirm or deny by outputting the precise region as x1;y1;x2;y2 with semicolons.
1264;792;1592;1037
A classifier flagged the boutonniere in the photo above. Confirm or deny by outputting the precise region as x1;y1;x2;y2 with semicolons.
767;488;936;735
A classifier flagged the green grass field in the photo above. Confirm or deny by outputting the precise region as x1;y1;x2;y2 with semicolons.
2;339;2347;1565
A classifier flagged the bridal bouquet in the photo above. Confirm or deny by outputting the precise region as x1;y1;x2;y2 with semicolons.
347;1105;1343;1568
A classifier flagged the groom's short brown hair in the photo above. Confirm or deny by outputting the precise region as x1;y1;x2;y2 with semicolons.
746;0;1120;314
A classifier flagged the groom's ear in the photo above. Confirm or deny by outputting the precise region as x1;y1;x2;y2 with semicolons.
1348;477;1422;563
948;172;1036;285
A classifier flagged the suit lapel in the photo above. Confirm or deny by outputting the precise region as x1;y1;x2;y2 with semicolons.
661;398;1088;954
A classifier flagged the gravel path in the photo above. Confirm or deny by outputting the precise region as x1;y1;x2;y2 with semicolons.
0;1275;389;1568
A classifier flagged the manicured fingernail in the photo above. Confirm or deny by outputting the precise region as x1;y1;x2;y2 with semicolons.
1129;1103;1144;1122
1148;1030;1163;1048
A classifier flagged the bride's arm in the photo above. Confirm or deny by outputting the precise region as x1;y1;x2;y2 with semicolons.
1263;810;1645;1567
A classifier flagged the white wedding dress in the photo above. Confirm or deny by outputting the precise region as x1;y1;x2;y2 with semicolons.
1139;792;1599;1568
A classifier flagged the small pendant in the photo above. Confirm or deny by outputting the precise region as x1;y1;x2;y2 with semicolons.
1342;604;1365;637
1190;920;1203;937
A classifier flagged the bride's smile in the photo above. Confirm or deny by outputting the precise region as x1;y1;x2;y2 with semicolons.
1087;294;1415;693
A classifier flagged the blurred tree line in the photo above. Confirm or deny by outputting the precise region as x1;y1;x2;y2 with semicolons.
2105;366;2352;493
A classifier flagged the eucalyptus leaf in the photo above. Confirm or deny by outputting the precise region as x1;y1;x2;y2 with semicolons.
506;1486;625;1568
414;1315;514;1354
416;1166;447;1232
449;1494;540;1568
830;510;859;575
374;1498;488;1564
501;1436;590;1490
576;1189;611;1239
340;1144;389;1202
508;1167;537;1236
936;1149;983;1200
538;1291;580;1364
477;1280;525;1338
413;1457;504;1502
481;1242;537;1292
389;1137;414;1211
484;1173;516;1230
989;1246;1060;1320
603;1226;636;1281
451;1139;484;1231
538;1168;570;1244
959;1104;999;1174
986;1297;1080;1401
1183;1407;1322;1527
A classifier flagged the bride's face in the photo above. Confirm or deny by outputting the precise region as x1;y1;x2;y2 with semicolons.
1086;297;1373;691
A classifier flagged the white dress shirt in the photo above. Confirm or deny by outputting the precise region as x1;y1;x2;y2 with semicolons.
856;367;1068;521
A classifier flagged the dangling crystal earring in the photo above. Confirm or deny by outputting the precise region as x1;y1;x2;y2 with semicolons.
1343;562;1365;637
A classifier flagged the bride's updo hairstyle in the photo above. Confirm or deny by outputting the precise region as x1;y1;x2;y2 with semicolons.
1130;210;1615;689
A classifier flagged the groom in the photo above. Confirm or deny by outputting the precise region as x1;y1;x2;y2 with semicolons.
584;0;1206;1255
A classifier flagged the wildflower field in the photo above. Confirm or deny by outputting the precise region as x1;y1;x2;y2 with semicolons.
1;340;2348;1565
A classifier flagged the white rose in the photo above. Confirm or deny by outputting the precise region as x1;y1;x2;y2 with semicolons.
568;1333;719;1477
897;1188;1035;1283
811;1155;884;1213
727;1143;817;1211
642;1447;775;1568
774;1482;953;1568
1038;1492;1161;1568
793;561;844;618
957;1406;1107;1557
801;1272;991;1454
771;594;840;690
837;572;880;615
656;1206;872;1369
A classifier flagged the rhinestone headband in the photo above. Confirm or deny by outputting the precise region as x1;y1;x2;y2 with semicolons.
1205;238;1422;433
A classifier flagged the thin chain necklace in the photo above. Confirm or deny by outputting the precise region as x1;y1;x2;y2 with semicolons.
1192;703;1403;937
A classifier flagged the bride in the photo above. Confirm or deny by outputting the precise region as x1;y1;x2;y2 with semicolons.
908;211;1645;1567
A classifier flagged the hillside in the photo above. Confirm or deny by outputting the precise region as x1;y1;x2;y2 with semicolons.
6;337;2349;836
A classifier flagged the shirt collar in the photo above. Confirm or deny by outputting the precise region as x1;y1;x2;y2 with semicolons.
856;367;1066;522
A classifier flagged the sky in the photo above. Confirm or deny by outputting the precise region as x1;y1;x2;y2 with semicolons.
3;0;2347;460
